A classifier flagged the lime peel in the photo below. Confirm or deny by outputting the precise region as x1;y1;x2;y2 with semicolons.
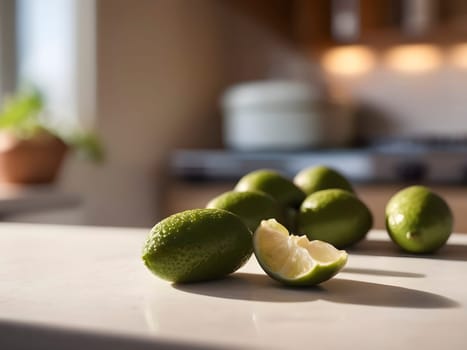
253;219;348;286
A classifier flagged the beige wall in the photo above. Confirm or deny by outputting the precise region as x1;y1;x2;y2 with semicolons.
61;0;228;227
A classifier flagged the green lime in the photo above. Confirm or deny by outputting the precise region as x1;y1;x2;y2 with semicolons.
142;208;252;283
285;207;298;233
385;186;453;254
293;165;353;195
206;190;285;232
253;219;348;286
234;169;305;209
296;189;372;248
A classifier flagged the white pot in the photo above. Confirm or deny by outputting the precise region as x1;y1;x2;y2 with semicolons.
221;80;328;151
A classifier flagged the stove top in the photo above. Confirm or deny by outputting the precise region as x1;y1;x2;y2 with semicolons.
171;145;467;184
369;136;467;153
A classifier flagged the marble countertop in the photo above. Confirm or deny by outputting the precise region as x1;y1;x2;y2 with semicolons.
1;223;466;349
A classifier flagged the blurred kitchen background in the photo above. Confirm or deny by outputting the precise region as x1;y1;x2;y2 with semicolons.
1;0;467;230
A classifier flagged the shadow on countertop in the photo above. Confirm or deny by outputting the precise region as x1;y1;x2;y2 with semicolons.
349;239;467;261
173;272;459;309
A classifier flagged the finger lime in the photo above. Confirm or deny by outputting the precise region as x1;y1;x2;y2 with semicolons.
142;209;252;283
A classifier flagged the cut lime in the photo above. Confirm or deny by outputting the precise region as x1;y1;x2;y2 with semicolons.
253;219;348;286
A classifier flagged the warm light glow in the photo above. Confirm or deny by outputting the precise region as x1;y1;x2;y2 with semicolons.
449;43;467;70
385;44;442;74
321;45;376;77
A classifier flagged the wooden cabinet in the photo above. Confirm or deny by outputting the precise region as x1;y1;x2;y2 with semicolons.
163;181;467;233
225;0;467;50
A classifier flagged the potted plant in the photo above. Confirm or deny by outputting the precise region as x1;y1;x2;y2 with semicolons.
0;90;103;184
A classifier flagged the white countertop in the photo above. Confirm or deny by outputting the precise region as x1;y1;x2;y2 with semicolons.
1;223;467;349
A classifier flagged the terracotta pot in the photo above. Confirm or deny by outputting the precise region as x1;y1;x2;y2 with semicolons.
0;132;68;184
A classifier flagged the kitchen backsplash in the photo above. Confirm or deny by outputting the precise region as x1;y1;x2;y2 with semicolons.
324;59;467;140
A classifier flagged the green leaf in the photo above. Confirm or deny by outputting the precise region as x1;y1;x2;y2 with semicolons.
66;131;105;162
0;90;45;138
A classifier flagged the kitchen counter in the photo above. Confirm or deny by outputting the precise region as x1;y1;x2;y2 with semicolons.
1;223;467;349
0;185;80;217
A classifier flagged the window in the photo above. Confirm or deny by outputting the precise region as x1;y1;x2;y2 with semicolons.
1;0;96;128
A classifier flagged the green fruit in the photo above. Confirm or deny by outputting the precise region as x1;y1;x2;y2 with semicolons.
296;189;373;248
234;169;305;209
385;186;453;254
253;219;348;286
285;207;298;233
142;209;252;283
294;165;353;195
206;190;285;232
